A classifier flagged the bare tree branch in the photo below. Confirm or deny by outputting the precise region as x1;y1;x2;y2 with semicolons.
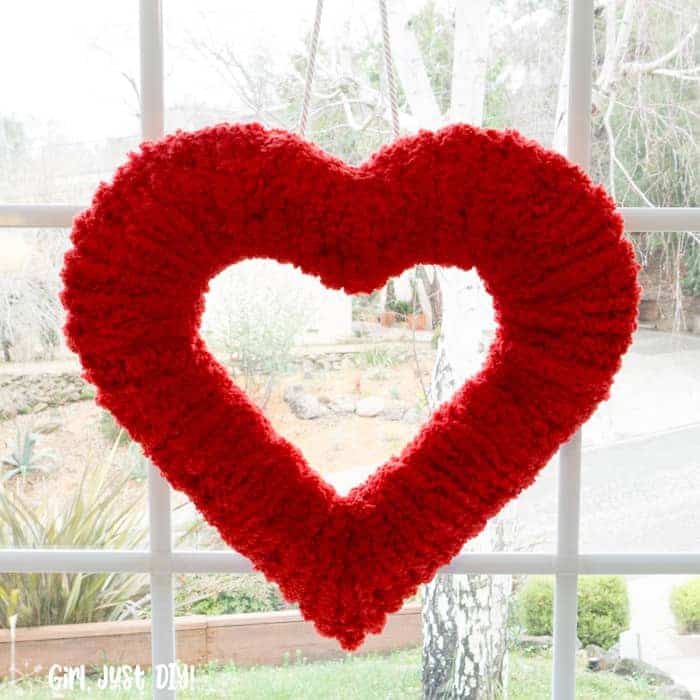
387;0;442;127
621;24;698;75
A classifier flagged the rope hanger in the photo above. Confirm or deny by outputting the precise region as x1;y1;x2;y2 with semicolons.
298;0;401;139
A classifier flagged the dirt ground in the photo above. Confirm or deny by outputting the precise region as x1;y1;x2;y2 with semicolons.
0;346;436;511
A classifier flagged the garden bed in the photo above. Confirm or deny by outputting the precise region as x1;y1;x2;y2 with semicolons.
0;604;421;679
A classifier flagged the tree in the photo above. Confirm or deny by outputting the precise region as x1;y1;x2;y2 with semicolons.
589;0;699;331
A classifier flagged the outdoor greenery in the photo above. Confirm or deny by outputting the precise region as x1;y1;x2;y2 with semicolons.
516;576;630;650
1;427;55;482
174;574;286;617
0;648;663;699
0;438;148;627
99;410;131;446
670;577;700;634
201;260;317;408
359;346;399;369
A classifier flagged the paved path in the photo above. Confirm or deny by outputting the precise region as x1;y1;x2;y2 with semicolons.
627;575;700;699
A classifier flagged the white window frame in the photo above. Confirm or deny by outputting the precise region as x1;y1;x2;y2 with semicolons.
1;1;700;698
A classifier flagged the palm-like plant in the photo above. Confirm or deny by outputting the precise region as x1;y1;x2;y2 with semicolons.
2;427;57;482
0;436;149;627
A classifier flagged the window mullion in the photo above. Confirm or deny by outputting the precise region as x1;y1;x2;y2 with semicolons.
552;2;595;698
139;1;176;698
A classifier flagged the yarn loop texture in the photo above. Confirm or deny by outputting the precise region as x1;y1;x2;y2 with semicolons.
61;123;640;650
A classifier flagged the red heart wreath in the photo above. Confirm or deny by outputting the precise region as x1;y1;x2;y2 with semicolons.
61;123;639;650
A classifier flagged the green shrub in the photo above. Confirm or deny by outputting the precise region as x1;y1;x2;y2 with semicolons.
577;576;630;649
202;260;317;408
517;576;553;637
516;576;629;649
387;299;411;317
175;574;286;616
670;577;700;633
0;437;148;627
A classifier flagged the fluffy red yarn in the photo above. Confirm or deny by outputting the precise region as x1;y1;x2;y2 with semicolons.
61;123;639;650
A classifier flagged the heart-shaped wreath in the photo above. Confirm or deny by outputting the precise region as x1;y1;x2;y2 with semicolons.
61;123;639;649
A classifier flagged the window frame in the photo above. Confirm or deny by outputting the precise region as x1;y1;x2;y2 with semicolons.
1;1;700;698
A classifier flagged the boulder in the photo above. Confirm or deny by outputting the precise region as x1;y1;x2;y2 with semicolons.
329;396;356;415
283;385;328;420
613;658;674;686
518;634;552;650
584;643;619;671
356;397;385;417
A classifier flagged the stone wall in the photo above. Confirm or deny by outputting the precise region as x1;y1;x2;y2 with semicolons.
0;370;90;420
0;342;434;421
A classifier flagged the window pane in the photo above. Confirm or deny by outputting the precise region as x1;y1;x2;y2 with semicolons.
589;2;699;207
0;229;148;550
515;574;698;699
582;234;700;553
0;2;139;203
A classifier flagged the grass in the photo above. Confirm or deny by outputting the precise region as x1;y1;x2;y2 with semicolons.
508;650;662;700
0;648;664;699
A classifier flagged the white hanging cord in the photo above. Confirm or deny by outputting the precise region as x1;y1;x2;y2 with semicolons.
379;0;400;139
298;0;325;137
298;0;400;140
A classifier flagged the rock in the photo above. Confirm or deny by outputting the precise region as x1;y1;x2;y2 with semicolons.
658;684;693;699
356;397;385;417
584;644;618;671
518;634;553;650
283;385;328;420
329;396;356;415
613;658;674;686
0;369;89;419
382;401;408;421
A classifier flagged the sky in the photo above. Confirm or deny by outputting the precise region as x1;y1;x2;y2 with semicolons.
1;0;436;143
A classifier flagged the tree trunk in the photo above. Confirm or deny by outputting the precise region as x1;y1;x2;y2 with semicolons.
422;522;512;700
422;263;511;700
416;265;442;328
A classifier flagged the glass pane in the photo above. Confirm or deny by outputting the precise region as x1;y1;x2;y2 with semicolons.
0;228;148;549
0;2;139;203
582;234;700;553
589;2;699;207
165;1;567;147
515;574;698;699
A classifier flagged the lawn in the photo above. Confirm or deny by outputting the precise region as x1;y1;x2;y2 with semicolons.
0;648;664;699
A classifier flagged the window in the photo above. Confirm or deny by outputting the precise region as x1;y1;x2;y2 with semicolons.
0;1;698;698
